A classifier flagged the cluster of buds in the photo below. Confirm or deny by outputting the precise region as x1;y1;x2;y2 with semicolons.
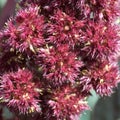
0;0;120;120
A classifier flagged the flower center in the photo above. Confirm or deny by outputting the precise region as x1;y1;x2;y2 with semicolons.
64;25;70;31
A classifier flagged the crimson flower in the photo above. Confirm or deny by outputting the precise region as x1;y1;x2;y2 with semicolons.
89;62;119;96
81;21;120;60
38;44;83;86
47;9;85;47
0;69;41;114
48;85;89;120
0;0;120;119
2;6;44;53
96;67;119;96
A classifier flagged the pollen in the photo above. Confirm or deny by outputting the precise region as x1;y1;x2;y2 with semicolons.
60;17;64;21
53;32;57;35
85;41;91;46
60;61;64;66
31;25;35;31
102;27;107;33
74;34;79;38
64;25;70;31
104;65;110;71
22;93;30;100
29;106;35;113
100;79;104;83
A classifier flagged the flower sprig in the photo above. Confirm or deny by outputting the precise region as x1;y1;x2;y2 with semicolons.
0;0;120;120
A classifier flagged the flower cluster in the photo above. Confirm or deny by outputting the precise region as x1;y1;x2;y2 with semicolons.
0;69;41;114
46;9;85;46
48;86;89;120
2;6;44;53
0;0;120;120
81;21;119;59
38;44;83;86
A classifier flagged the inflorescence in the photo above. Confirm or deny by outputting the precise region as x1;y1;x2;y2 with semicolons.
0;0;120;120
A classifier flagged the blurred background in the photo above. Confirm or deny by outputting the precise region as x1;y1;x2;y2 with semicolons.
0;0;120;120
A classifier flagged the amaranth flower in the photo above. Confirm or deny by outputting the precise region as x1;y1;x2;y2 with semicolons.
0;69;41;114
3;6;44;53
38;44;83;86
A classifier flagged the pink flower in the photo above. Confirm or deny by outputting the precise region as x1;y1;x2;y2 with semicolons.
38;44;83;86
47;9;85;47
48;86;89;120
3;6;44;53
90;62;120;96
81;21;119;59
0;69;41;114
0;0;120;119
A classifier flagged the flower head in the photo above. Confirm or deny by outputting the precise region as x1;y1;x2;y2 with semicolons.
48;85;89;120
0;0;120;119
2;6;44;53
0;69;41;114
81;21;119;60
89;62;120;96
38;44;83;86
47;9;85;47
